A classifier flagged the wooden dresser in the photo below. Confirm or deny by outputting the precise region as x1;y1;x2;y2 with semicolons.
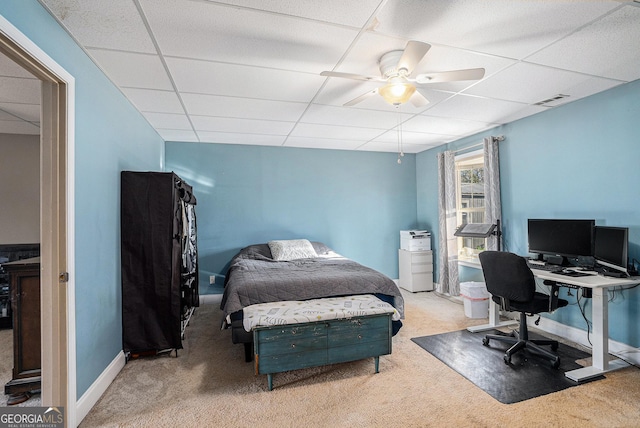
3;257;41;400
253;313;392;390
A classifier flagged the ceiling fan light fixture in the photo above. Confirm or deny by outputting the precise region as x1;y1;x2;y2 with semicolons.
379;81;416;105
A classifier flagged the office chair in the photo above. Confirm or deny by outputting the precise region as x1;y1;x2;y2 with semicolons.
478;251;568;368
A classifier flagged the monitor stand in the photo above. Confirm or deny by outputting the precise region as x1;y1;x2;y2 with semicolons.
544;254;568;267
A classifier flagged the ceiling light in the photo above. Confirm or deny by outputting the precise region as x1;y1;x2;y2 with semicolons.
379;78;416;105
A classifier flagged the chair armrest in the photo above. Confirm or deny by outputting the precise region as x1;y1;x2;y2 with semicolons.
543;280;561;312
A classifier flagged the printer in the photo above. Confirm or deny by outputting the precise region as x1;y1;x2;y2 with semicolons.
400;230;431;251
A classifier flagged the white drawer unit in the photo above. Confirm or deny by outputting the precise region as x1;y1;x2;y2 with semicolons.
398;249;434;292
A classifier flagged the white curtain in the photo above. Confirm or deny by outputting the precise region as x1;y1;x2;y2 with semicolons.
483;137;502;251
437;151;459;295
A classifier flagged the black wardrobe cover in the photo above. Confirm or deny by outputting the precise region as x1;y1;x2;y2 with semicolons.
121;171;198;354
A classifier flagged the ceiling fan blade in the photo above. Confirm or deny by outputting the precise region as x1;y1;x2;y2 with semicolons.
320;71;381;82
344;88;379;106
397;41;431;76
410;89;429;107
415;68;485;84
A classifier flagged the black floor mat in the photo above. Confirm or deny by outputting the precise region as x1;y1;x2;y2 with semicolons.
411;329;602;404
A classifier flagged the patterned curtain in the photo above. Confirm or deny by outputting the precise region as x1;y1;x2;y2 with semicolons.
483;137;502;251
437;151;459;295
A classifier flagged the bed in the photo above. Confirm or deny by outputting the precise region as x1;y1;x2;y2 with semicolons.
220;240;405;362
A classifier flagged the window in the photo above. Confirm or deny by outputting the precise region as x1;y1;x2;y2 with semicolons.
455;151;485;261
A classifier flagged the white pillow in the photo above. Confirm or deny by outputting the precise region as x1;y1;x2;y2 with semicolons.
268;239;318;261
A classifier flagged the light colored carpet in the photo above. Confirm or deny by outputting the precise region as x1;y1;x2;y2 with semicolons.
80;292;640;427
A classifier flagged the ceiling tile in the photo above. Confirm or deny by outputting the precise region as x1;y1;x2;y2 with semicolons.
425;94;534;124
403;114;492;137
283;136;364;151
492;104;550;125
0;77;40;104
166;58;325;103
0;109;17;121
42;0;157;53
373;0;619;59
357;140;437;154
191;116;294;135
371;130;456;146
464;62;620;105
121;88;184;114
289;123;384;141
142;0;358;73
0;119;39;134
206;0;382;28
0;58;34;78
87;49;173;90
157;129;199;142
301;104;412;129
526;6;640;82
197;132;286;146
0;103;40;122
143;112;193;130
181;93;306;122
554;76;625;105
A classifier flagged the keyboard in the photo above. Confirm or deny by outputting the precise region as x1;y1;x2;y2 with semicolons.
526;260;559;271
526;260;592;277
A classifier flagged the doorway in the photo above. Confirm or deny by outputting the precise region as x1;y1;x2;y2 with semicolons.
0;15;76;426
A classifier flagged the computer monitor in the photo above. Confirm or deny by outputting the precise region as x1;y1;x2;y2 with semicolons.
594;226;628;274
527;219;595;265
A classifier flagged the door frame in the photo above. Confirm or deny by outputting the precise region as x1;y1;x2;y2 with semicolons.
0;15;76;427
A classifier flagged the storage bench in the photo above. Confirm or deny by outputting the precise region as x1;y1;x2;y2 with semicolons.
254;313;392;390
245;295;397;390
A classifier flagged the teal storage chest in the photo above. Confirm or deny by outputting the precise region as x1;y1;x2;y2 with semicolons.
253;313;392;390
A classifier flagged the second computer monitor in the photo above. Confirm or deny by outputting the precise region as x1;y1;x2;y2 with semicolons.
527;219;595;264
594;226;628;273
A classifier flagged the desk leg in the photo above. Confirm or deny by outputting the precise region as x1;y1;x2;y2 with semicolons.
565;288;629;382
467;299;517;333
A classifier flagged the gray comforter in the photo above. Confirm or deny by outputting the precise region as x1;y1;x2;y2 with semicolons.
220;242;404;318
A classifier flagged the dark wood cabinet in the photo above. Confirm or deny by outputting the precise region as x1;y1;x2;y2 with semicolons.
3;257;41;396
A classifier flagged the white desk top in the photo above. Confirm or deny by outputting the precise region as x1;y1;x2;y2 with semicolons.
530;268;640;289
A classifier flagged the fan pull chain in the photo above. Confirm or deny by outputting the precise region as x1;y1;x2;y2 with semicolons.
396;105;405;164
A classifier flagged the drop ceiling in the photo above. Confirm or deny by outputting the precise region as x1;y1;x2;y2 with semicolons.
2;0;640;153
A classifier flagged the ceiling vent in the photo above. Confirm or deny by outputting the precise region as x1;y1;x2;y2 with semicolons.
534;94;570;107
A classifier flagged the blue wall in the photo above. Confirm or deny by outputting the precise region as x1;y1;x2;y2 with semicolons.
165;143;418;286
6;0;640;405
417;79;640;347
1;2;165;398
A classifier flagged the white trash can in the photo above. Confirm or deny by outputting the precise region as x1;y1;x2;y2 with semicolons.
459;281;490;319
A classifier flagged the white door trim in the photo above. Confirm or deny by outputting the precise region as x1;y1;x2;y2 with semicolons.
0;14;76;427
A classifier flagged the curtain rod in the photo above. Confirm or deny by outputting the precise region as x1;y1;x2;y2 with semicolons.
451;135;505;154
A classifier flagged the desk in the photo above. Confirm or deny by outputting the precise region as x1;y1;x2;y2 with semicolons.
470;267;639;382
529;269;639;382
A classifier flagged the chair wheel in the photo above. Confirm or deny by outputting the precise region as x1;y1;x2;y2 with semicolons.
552;358;560;369
551;343;558;351
482;337;490;347
504;354;511;365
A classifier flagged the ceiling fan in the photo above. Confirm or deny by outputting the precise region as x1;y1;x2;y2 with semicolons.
320;40;485;107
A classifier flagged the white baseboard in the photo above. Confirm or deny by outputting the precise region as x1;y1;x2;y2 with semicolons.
76;350;126;425
530;316;640;367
